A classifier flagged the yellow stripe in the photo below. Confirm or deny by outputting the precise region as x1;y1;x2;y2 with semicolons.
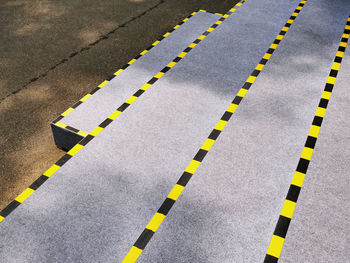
237;88;248;98
146;212;166;232
246;75;256;84
267;235;285;258
77;130;88;137
43;164;60;177
61;107;74;117
263;53;272;60
152;40;160;46
189;43;197;48
296;6;302;10
270;43;278;49
80;94;92;102
207;27;214;32
256;64;265;71
98;80;109;88
287;19;294;24
300;147;313;161
55;122;67;128
0;216;4;222
336;51;344;57
168;61;177;68
315;107;326;117
223;14;229;18
292;12;299;17
109;110;122;120
282;26;289;32
15;188;35;203
67;144;84;156
201;138;215;151
331;62;341;71
227;103;238;113
340;41;347;47
280;200;296;219
141;83;152;91
140;50;148;55
185;160;201;174
215;21;222;25
276;35;284;40
90;126;104;137
309;125;320;138
191;12;197;16
198;35;206;40
327;76;336;85
321;91;332;100
173;25;180;29
342;33;349;39
229;8;236;12
183;18;189;22
215;120;227;131
128;59;137;65
125;96;138;104
154;72;165;79
122;246;143;263
163;32;170;37
291;171;306;188
114;69;124;76
167;184;185;201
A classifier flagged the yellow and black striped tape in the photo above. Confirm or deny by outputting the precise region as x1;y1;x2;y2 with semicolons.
0;4;246;223
120;0;307;262
51;9;209;137
263;15;350;263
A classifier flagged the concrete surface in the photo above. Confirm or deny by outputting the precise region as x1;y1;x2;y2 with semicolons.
0;0;238;210
279;28;350;263
53;11;221;149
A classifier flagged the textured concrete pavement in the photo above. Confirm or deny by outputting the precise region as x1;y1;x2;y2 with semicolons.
0;0;238;210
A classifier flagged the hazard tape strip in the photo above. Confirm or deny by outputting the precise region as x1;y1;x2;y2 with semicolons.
0;3;246;224
263;15;350;263
121;0;307;262
51;9;208;137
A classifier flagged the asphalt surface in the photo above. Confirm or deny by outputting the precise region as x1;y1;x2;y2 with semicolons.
0;0;238;210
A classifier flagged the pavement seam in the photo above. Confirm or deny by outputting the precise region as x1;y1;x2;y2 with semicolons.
51;9;208;138
120;0;308;261
0;0;246;224
263;15;350;263
0;0;166;104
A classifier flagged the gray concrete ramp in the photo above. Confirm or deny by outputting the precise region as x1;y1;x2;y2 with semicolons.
279;30;350;263
51;10;221;150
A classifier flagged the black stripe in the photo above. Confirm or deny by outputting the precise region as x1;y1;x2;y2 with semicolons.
118;103;129;112
55;154;72;166
133;89;145;97
338;46;346;52
134;229;154;250
99;118;113;128
329;69;338;77
72;101;82;108
232;96;243;105
145;45;153;51
90;87;100;95
148;77;158;84
168;28;175;33
294;9;300;13
260;58;268;65
202;31;210;36
290;15;297;20
177;172;193;187
242;82;252;90
121;64;129;70
273;215;291;238
266;48;274;54
218;17;225;21
343;29;350;35
334;56;342;63
193;39;201;44
29;175;49;190
79;135;94;146
264;254;279;263
312;116;323;127
279;31;286;36
324;83;334;92
160;67;171;73
0;200;21;218
106;75;114;81
184;47;192;53
134;54;142;59
66;125;80;133
318;98;329;109
251;69;261;77
273;39;281;45
296;158;310;174
285;23;291;27
286;184;301;203
157;198;175;216
221;111;233;121
208;129;221;140
53;115;64;123
193;149;208;162
304;136;317;149
211;24;218;29
341;38;347;43
173;57;181;63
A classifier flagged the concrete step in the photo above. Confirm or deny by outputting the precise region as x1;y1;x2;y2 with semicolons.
51;10;222;150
